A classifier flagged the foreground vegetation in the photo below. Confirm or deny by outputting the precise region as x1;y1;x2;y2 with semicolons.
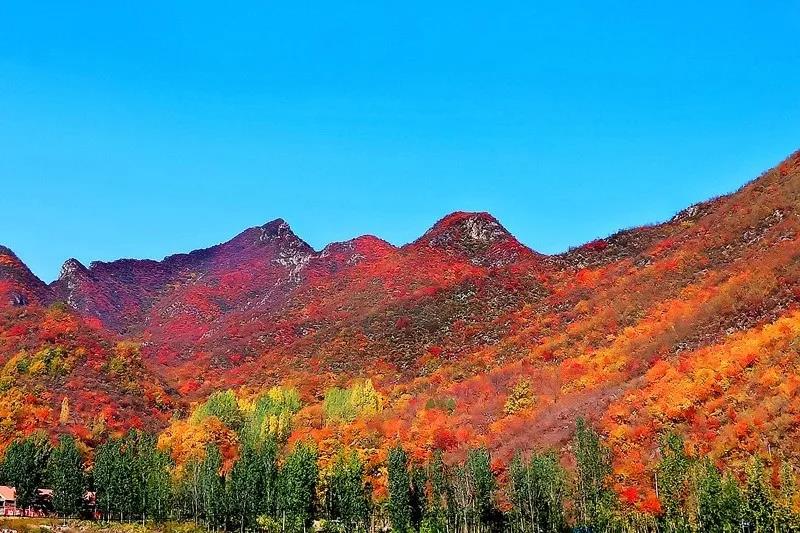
2;409;800;532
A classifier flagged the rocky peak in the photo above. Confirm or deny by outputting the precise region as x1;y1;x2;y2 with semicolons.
420;212;511;246
59;258;90;280
415;211;537;266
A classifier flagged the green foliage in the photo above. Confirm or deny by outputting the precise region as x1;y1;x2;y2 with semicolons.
508;450;567;533
227;438;279;531
426;449;453;533
241;387;302;445
425;396;456;414
656;432;692;531
573;417;616;530
191;390;244;431
94;431;172;522
47;435;86;518
695;458;742;532
324;379;382;423
387;446;413;533
450;448;501;531
325;450;370;532
93;437;129;519
410;464;428;531
198;445;226;529
0;433;50;510
743;457;777;532
278;441;319;532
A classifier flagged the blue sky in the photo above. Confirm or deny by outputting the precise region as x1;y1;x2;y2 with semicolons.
1;1;799;281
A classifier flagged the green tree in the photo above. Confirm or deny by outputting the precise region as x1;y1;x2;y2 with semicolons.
47;435;86;519
135;432;172;522
509;451;567;533
228;439;279;532
410;464;428;531
199;444;227;530
695;458;741;532
387;446;412;532
573;417;615;530
425;449;452;533
743;458;776;533
1;434;51;514
656;432;692;532
193;390;244;430
279;441;318;532
451;448;500;532
326;450;370;531
93;437;130;520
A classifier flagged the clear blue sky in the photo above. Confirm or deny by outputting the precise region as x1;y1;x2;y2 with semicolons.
1;1;799;281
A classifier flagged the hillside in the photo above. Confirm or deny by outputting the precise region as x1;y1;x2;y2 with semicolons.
1;149;800;507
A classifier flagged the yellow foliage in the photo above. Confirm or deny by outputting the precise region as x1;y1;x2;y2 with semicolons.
503;378;535;415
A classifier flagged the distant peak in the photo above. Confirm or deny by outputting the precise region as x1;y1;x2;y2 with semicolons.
59;258;89;279
257;218;294;242
0;245;20;260
414;211;537;266
319;235;396;259
0;245;27;269
421;211;512;245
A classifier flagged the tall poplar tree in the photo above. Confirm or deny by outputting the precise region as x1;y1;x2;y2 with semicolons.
48;435;86;518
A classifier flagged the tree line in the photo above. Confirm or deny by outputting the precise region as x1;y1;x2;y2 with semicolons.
1;418;800;532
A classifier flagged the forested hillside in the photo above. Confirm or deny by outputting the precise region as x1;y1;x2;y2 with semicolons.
2;149;800;530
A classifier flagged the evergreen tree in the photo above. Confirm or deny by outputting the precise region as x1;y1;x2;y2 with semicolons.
48;435;86;518
387;446;412;532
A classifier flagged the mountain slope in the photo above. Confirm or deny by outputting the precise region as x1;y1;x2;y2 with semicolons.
0;149;799;491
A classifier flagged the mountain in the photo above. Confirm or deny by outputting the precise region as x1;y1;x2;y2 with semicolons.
0;246;49;307
2;149;800;496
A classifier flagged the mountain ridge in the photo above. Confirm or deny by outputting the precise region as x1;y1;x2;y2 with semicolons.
1;149;800;496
